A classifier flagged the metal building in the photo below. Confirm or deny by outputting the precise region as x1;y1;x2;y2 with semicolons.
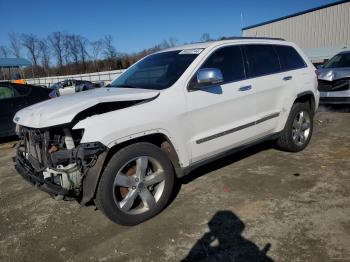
242;0;350;63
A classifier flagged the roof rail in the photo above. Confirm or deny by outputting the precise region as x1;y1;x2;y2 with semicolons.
219;36;285;41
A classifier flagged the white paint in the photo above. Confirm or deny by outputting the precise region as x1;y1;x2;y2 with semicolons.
14;39;319;169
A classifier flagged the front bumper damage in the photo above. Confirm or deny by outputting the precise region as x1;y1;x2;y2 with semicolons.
15;154;70;196
14;126;107;203
318;78;350;105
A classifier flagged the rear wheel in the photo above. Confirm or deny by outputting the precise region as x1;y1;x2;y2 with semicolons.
276;102;313;152
95;142;174;225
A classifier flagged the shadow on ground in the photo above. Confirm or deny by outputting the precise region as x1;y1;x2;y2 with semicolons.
166;141;274;206
0;135;18;144
182;210;273;261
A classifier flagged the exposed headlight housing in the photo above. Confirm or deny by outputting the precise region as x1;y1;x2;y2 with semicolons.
15;124;21;135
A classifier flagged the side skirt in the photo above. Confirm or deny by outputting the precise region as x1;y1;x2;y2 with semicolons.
177;132;281;178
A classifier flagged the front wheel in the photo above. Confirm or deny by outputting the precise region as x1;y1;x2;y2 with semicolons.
95;142;174;225
276;102;313;152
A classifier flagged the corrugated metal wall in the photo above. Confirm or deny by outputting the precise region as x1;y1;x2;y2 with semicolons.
243;1;350;49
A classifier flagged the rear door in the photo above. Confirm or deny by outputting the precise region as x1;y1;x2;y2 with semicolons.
187;45;259;163
243;44;286;136
274;44;310;101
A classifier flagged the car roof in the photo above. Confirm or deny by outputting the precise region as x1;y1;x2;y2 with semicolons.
338;49;350;55
159;37;290;53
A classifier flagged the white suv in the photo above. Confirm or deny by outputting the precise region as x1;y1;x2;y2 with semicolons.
14;38;319;225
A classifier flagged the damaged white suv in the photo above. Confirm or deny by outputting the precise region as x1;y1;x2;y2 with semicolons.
14;38;319;225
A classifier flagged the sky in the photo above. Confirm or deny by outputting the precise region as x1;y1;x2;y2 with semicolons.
0;0;340;54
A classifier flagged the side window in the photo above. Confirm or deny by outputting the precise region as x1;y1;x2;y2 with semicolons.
0;86;16;100
12;84;31;96
61;81;68;87
244;44;280;77
201;45;245;83
275;45;306;71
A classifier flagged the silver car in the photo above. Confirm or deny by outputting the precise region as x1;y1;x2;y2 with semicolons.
317;50;350;104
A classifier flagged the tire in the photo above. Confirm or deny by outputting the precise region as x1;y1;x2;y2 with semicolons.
276;102;314;152
95;142;175;225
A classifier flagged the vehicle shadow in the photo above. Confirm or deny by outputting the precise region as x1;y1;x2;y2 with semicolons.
182;210;273;261
0;135;18;148
168;141;273;207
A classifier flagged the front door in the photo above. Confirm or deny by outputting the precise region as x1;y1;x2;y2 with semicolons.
187;45;259;163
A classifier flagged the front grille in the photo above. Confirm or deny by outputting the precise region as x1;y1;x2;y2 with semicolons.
318;78;350;92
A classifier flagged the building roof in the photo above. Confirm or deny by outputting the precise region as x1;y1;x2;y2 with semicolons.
0;58;31;68
242;0;350;30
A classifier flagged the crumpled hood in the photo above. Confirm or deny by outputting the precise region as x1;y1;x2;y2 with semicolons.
14;88;159;128
318;67;350;81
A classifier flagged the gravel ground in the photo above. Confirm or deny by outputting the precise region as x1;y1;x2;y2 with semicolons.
0;110;349;262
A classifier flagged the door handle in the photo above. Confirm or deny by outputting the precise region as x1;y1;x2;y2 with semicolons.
283;76;293;81
239;85;252;91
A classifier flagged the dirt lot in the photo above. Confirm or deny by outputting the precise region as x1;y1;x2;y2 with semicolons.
0;109;349;262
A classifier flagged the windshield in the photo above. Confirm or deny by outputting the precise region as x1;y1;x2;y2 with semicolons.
109;50;201;90
323;52;350;68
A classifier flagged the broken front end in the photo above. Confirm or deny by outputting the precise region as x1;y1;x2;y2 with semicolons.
15;126;106;201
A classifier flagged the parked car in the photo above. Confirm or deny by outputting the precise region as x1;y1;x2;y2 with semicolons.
317;50;350;104
50;79;100;96
13;38;319;225
0;82;51;137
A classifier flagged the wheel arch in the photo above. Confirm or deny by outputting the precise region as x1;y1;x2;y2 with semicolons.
294;91;316;113
79;132;184;205
105;132;183;174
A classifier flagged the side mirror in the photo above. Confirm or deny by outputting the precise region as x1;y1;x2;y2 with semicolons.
197;68;224;86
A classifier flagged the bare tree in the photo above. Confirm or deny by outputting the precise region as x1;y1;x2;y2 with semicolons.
66;34;79;66
63;33;72;66
49;32;64;70
91;39;103;59
102;35;117;59
0;45;10;58
76;35;89;70
168;37;178;47
90;39;103;70
22;34;40;67
102;35;117;69
200;33;211;42
39;39;51;76
8;32;22;58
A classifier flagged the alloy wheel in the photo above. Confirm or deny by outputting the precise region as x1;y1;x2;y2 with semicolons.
113;156;166;215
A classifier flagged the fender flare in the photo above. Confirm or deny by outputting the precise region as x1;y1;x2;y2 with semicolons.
79;129;188;205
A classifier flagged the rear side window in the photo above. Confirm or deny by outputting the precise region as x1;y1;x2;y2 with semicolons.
0;85;19;100
201;45;245;82
275;45;306;71
244;44;280;77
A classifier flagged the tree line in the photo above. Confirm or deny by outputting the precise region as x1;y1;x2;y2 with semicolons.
0;32;219;79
